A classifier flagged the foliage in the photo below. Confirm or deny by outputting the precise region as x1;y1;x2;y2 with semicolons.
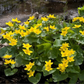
0;13;84;84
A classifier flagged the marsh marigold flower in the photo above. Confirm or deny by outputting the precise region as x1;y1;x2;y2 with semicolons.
73;25;81;28
3;55;12;59
24;62;34;71
12;18;21;23
27;70;35;77
47;14;56;18
44;27;49;32
9;39;17;46
24;21;29;25
50;25;56;30
61;30;67;36
41;17;48;21
6;21;13;27
4;59;16;65
57;63;66;72
23;43;32;49
45;60;53;72
23;49;33;55
28;16;35;20
34;29;42;34
19;25;26;30
79;31;84;35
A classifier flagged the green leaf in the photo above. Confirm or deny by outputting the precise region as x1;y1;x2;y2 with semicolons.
68;73;78;84
4;68;18;76
74;50;83;65
0;47;8;57
43;67;56;76
79;70;84;81
48;47;59;59
7;46;17;58
56;24;63;30
52;70;68;82
23;33;38;44
66;65;80;73
53;39;62;47
28;73;41;84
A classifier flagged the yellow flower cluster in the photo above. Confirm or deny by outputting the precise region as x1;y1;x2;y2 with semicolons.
24;62;35;77
44;25;56;32
57;42;75;72
61;27;70;36
29;26;42;35
72;17;84;22
22;43;33;55
3;55;16;65
12;18;21;23
2;31;17;46
45;60;53;72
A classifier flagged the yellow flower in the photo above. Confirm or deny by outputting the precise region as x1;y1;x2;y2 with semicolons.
7;36;13;41
24;62;34;71
47;14;56;18
23;43;32;49
25;30;30;35
3;55;12;59
61;58;68;68
45;60;53;66
12;18;21;23
59;43;69;52
4;59;15;65
50;25;56;30
8;31;14;36
45;60;53;72
57;63;66;72
29;27;35;33
23;49;33;55
61;51;68;57
79;17;84;22
2;33;11;39
73;25;81;28
9;39;17;46
79;31;84;35
0;28;6;35
72;17;79;22
27;70;35;77
62;42;69;48
10;59;16;64
14;29;20;34
45;66;53;72
62;27;70;31
67;56;74;62
34;29;42;34
69;49;75;55
4;59;11;64
19;30;27;37
24;21;29;25
28;16;35;20
19;25;26;30
6;21;13;27
41;17;48;21
44;27;49;32
61;30;67;36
